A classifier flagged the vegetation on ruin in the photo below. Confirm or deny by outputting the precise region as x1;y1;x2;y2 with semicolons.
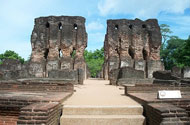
0;50;25;64
84;48;104;78
160;24;190;70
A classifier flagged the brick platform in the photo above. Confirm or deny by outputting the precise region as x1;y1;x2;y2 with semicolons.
125;84;190;93
0;115;18;125
124;84;190;125
18;102;62;124
0;78;74;125
0;78;74;92
146;103;190;125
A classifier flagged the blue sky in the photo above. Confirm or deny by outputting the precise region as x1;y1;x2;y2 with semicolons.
0;0;190;59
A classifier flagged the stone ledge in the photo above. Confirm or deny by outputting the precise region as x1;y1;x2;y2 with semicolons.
118;78;154;85
146;103;190;124
0;79;74;92
124;84;190;93
0;90;72;125
18;102;62;124
126;92;190;125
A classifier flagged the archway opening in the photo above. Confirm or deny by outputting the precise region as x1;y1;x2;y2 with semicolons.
46;22;50;28
115;24;119;30
44;48;49;59
71;48;76;58
74;24;78;30
58;22;62;30
142;24;146;28
128;47;134;59
142;48;148;60
59;49;63;58
129;24;133;29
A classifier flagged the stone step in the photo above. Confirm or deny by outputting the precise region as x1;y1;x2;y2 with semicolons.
60;115;145;125
62;105;143;115
162;121;190;125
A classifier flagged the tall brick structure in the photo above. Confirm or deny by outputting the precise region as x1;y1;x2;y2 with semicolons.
29;16;88;80
103;18;164;80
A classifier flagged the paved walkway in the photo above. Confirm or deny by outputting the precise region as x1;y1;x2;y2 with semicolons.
61;79;145;125
63;79;141;106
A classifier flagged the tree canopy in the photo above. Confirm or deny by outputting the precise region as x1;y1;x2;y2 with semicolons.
0;50;25;64
160;24;190;70
84;48;104;78
160;24;173;45
173;37;190;68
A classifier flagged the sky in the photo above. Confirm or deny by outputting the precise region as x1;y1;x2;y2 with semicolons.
0;0;190;59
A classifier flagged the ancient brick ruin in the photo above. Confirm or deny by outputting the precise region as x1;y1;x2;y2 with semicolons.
0;16;88;84
124;81;190;124
102;18;190;124
0;16;87;124
0;79;73;124
103;18;164;81
0;16;190;125
29;16;88;81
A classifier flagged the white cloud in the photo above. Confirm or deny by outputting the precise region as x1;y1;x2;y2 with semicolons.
87;21;105;31
98;0;190;18
159;14;190;39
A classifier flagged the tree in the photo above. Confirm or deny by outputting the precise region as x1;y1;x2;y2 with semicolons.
160;36;185;69
0;50;25;64
173;38;190;67
160;24;173;45
84;48;104;78
159;24;190;69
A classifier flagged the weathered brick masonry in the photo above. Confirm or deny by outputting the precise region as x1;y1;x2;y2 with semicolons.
0;79;73;125
125;84;190;125
103;18;164;82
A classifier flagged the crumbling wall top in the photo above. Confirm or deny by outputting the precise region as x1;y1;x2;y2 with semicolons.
34;16;86;25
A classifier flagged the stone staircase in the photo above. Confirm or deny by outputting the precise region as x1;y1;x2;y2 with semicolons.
60;80;145;125
60;105;145;125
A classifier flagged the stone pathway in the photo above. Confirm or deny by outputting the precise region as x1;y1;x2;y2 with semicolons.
60;79;145;125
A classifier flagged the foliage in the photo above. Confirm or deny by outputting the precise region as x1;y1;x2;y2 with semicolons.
84;48;104;78
0;50;25;64
173;38;190;68
160;24;173;45
160;24;190;69
160;36;185;69
71;50;76;58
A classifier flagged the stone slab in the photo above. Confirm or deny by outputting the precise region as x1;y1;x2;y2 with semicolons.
61;115;145;125
118;78;153;85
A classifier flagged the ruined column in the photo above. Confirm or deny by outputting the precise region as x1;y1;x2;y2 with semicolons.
103;18;164;79
29;16;88;81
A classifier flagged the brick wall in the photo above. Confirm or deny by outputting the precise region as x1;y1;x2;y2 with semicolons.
125;85;190;125
18;102;62;125
145;103;190;125
125;84;190;93
0;80;74;92
0;115;18;125
0;79;73;125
